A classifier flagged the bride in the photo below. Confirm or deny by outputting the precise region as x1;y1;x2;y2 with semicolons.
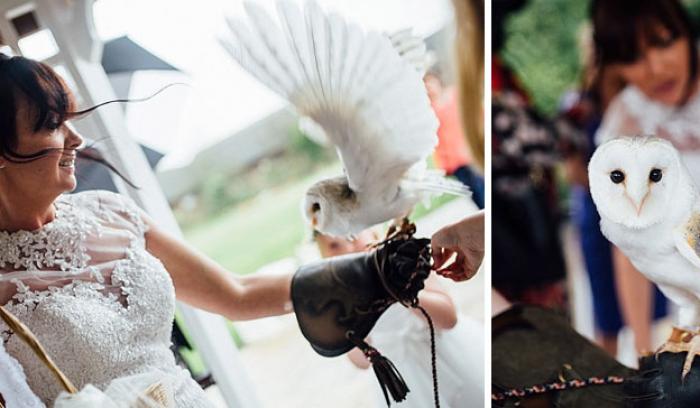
0;54;292;406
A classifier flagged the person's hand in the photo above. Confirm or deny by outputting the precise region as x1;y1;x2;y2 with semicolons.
431;210;484;282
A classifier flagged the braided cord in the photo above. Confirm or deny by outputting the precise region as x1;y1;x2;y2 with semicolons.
415;303;440;408
492;375;626;401
373;222;440;407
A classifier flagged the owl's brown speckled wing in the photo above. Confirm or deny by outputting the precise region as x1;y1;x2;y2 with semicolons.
675;212;700;269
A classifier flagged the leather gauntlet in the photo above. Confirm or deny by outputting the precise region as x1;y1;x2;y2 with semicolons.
291;236;431;405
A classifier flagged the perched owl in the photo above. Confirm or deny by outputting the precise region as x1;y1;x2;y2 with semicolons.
220;0;469;237
589;136;700;377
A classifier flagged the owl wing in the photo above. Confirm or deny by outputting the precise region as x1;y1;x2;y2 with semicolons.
674;212;700;269
220;0;438;195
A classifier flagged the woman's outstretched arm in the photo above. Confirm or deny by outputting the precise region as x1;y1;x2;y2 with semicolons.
144;221;293;321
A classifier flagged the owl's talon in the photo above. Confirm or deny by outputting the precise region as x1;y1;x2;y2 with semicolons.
681;336;700;379
655;327;700;379
370;218;416;249
384;225;397;240
656;340;687;356
393;217;414;238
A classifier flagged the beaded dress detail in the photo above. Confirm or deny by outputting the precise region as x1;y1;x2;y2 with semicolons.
0;190;212;407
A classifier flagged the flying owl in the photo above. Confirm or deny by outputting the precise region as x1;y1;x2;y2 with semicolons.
589;136;700;377
219;0;470;237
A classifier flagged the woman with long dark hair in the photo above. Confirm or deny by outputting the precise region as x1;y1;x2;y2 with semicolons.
0;54;293;406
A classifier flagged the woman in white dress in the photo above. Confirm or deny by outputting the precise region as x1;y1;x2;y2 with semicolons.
591;0;699;355
0;54;292;406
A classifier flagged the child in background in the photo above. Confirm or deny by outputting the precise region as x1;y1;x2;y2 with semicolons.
314;230;483;407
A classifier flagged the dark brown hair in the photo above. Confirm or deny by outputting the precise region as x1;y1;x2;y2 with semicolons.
591;0;698;103
0;54;135;186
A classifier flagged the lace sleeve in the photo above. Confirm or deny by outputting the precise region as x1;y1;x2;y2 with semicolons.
595;89;643;146
91;191;150;239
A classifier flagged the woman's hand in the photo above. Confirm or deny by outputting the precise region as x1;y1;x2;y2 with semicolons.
431;210;484;282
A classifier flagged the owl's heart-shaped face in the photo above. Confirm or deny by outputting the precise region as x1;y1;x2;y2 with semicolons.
303;177;357;237
589;137;687;229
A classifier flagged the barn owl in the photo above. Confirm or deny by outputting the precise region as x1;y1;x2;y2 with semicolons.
219;0;469;237
589;136;700;377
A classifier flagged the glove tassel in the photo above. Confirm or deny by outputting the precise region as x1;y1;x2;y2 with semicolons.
348;332;409;406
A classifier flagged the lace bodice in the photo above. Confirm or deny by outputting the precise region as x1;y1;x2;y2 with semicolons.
597;85;700;185
0;190;212;407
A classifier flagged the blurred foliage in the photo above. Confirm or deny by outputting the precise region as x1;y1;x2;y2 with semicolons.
501;0;589;115
501;0;700;116
687;0;700;23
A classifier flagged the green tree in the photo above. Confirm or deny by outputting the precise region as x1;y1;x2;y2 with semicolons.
501;0;589;115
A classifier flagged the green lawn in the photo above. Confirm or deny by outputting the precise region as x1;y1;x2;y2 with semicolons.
183;163;343;275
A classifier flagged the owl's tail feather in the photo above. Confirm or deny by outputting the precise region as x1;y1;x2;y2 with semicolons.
403;170;472;197
417;179;472;196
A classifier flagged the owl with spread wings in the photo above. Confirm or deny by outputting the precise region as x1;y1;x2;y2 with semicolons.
220;0;470;237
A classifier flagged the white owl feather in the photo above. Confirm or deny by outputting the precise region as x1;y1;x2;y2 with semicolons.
220;0;469;236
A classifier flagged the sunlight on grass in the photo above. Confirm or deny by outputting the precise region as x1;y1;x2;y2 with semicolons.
183;164;342;275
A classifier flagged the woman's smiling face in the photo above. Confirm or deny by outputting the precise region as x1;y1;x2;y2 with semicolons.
0;97;83;199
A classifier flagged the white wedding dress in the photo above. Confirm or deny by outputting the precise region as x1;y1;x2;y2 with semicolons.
0;190;213;407
369;304;484;407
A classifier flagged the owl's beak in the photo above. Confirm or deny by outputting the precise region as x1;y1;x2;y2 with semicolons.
625;187;650;216
311;215;318;227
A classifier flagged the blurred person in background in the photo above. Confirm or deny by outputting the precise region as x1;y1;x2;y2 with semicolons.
424;67;484;209
590;0;698;355
491;0;567;308
429;0;485;283
314;230;483;408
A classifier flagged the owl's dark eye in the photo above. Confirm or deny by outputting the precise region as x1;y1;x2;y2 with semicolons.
649;168;663;183
610;170;625;184
311;203;321;213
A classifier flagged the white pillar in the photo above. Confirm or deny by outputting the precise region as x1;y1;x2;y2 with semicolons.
0;1;261;406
